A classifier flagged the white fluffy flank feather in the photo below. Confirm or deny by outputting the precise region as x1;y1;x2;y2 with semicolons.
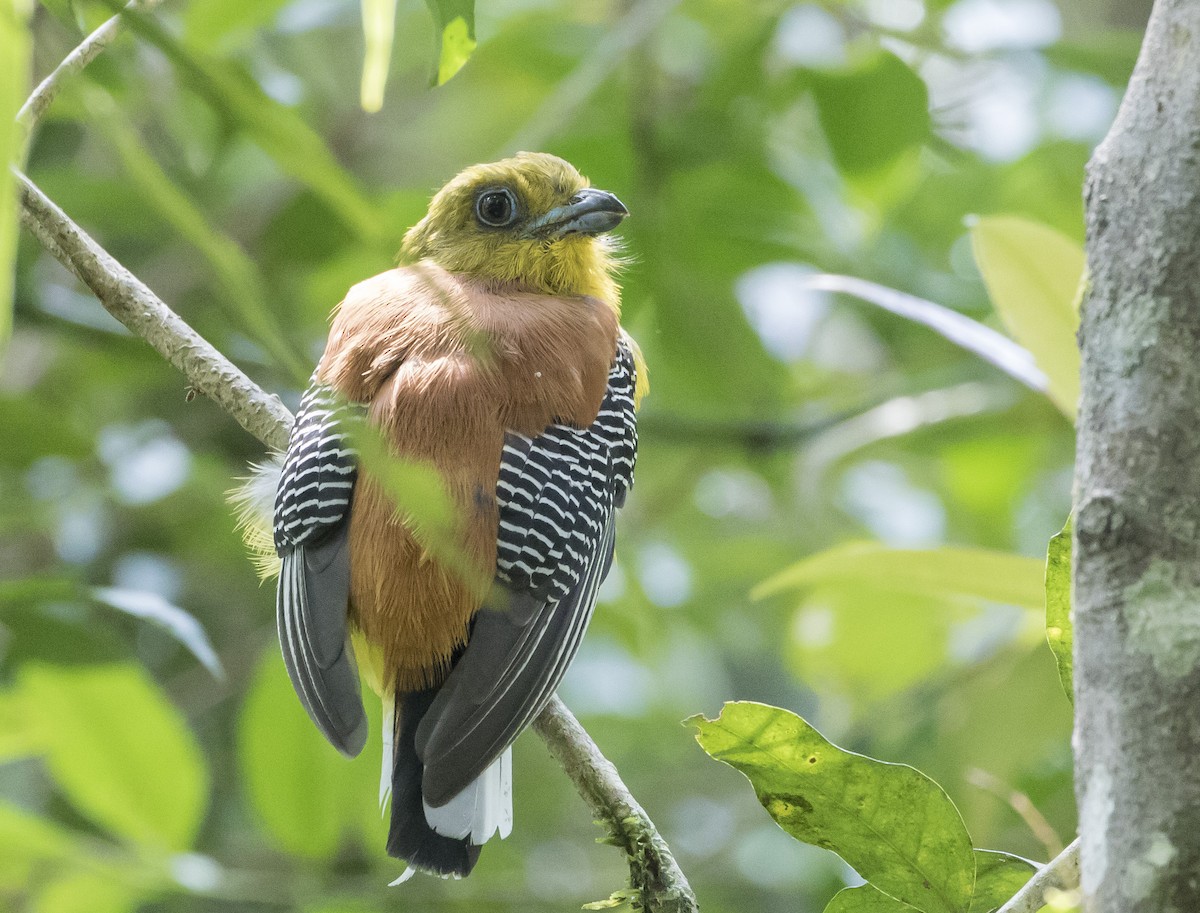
227;455;284;582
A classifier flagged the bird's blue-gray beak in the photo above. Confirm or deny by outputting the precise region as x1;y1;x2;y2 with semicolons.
525;188;629;239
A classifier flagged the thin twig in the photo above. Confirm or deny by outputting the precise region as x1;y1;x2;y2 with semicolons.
996;838;1080;913
17;0;160;138
16;171;697;912
966;768;1064;858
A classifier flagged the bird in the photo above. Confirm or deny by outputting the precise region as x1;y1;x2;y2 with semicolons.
234;152;645;880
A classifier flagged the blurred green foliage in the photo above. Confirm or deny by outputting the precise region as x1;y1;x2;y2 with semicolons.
2;0;1145;910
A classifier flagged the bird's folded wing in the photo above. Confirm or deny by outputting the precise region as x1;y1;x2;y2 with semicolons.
415;345;638;806
274;383;368;757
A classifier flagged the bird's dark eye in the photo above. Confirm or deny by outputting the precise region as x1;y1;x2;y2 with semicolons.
475;188;517;228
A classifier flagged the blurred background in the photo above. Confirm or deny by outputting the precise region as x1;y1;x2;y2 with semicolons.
2;0;1146;910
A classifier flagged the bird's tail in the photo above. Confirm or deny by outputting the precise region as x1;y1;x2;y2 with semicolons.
386;688;512;879
227;456;284;582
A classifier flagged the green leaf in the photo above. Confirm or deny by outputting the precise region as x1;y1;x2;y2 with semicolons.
350;416;489;596
1045;516;1073;704
183;0;292;51
91;586;225;680
824;884;918;912
787;587;960;702
81;87;307;379
239;647;376;858
1;0;32;351
691;702;975;913
968;850;1036;913
969;215;1084;420
0;802;77;888
0;688;43;760
425;0;475;86
20;664;209;850
809;51;930;176
33;869;143;913
361;0;398;111
756;542;1046;609
104;2;384;244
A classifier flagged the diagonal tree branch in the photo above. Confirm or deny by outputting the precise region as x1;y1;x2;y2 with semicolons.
16;169;294;451
535;697;696;913
16;169;698;913
17;0;160;139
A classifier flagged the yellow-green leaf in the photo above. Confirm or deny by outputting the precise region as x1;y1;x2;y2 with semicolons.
968;850;1036;913
0;688;42;760
20;664;208;851
970;215;1084;420
33;869;143;913
360;0;398;112
691;702;975;913
1045;515;1073;704
0;802;76;888
425;0;475;86
756;542;1046;609
239;648;379;858
823;883;915;912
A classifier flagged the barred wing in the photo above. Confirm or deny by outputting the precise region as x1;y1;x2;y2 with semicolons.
273;384;367;758
415;343;639;805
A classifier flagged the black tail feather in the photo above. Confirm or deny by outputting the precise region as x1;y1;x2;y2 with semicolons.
387;688;481;877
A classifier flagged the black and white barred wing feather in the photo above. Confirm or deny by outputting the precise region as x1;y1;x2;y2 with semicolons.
274;384;367;758
415;342;639;806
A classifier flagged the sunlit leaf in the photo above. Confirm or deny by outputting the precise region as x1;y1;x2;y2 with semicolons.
33;869;143;913
349;416;489;596
970;215;1084;420
183;0;292;50
425;0;476;86
756;542;1046;609
809;51;930;176
691;702;975;913
968;850;1036;913
21;664;209;850
91;586;225;680
805;275;1048;395
240;648;378;858
1;0;32;350
0;802;77;888
0;688;42;760
1045;516;1073;704
823;884;916;913
788;587;961;702
361;0;398;111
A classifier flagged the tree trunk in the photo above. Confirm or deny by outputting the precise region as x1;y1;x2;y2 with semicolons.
1075;1;1200;910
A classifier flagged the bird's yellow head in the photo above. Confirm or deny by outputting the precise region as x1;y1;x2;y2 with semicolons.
401;152;628;310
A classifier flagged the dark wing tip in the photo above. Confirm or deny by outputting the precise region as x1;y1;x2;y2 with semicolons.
388;688;481;877
278;543;367;758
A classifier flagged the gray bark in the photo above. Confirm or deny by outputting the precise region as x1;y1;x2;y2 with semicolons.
1075;2;1200;910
